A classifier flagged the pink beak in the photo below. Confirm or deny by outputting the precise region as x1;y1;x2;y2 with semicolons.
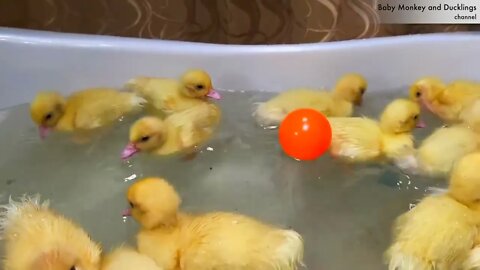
121;143;139;160
206;88;221;100
416;119;426;128
39;126;51;140
122;208;132;217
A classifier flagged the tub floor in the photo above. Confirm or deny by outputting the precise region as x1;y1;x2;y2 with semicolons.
0;90;443;270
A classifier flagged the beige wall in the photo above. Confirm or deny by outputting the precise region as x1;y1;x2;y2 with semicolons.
0;0;476;44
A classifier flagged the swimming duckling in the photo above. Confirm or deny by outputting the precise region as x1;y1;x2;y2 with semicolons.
386;152;480;270
328;98;423;170
126;69;221;115
30;88;145;139
254;73;367;128
124;177;304;270
409;77;480;123
121;102;220;159
415;124;480;177
0;195;101;270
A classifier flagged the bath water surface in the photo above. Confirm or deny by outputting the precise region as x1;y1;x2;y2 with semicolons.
0;89;444;270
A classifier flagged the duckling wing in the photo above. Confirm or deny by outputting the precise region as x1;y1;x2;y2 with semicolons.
167;103;221;148
329;117;382;161
72;89;143;129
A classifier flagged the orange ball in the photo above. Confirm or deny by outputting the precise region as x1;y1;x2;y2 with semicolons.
279;109;332;160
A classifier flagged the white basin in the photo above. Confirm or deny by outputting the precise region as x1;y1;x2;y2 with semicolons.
0;27;479;109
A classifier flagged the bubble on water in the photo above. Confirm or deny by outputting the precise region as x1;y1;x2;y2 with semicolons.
206;147;214;152
124;174;137;182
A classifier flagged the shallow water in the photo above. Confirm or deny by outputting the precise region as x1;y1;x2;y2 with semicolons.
0;90;445;270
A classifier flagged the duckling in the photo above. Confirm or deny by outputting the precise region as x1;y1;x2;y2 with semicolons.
126;69;221;115
101;246;163;270
415;124;480;177
329;98;423;170
409;77;480;123
30;88;145;139
121;102;220;159
385;152;480;270
124;177;304;270
0;195;101;270
254;73;367;128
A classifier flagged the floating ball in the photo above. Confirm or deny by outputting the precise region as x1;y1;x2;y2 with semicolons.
279;109;332;160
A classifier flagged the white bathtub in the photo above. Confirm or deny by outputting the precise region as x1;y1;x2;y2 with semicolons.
0;27;479;109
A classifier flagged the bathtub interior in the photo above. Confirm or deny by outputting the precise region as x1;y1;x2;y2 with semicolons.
0;27;479;270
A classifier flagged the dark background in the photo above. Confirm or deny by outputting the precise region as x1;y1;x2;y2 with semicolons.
0;0;478;44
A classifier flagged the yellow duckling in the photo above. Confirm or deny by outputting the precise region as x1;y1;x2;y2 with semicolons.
415;124;480;177
121;102;220;159
124;177;304;270
126;69;221;115
30;88;145;139
385;152;480;270
0;195;101;270
329;98;423;170
102;246;163;270
409;77;480;123
254;73;367;128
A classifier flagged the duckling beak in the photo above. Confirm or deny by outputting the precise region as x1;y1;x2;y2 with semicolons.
122;208;132;217
39;126;51;140
121;142;139;160
416;119;426;128
206;88;221;100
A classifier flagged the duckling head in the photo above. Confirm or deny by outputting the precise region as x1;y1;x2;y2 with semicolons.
409;77;446;104
379;99;423;134
1;196;101;270
124;177;181;229
29;233;101;270
180;69;221;100
121;117;167;159
448;152;480;209
30;91;66;139
332;73;367;106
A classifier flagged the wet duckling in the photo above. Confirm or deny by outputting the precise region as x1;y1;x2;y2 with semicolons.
409;77;480;123
0;195;101;270
121;102;220;159
30;88;145;139
126;69;221;115
254;73;367;128
124;177;304;270
386;152;480;270
329;98;423;170
415;124;479;177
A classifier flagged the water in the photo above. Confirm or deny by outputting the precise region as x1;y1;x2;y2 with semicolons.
0;90;445;270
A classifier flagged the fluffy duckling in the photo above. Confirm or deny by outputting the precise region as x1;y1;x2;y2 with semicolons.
329;98;423;170
0;195;101;270
385;152;480;270
415;124;480;177
124;177;304;270
101;246;163;270
409;77;480;123
121;102;220;159
30;88;145;139
254;73;367;128
125;69;221;115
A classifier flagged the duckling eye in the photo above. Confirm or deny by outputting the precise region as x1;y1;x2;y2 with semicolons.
414;115;419;120
360;87;366;94
140;136;150;142
195;84;204;91
44;113;53;121
416;91;421;97
69;266;76;270
129;201;134;208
